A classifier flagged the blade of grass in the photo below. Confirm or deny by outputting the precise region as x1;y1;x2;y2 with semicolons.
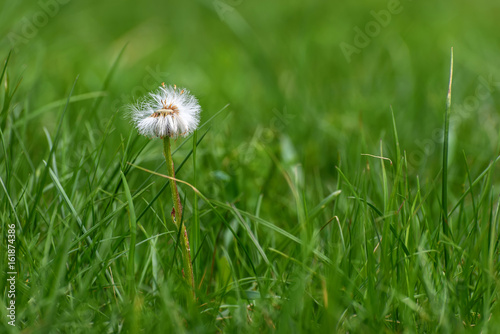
48;165;124;301
441;47;453;270
308;190;342;222
230;203;270;266
28;76;79;227
120;171;137;300
13;91;107;126
192;129;200;279
0;51;11;84
91;43;127;111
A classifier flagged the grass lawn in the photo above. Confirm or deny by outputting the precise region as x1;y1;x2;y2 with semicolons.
1;0;500;332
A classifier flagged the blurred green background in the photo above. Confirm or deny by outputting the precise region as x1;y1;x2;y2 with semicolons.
1;0;499;182
1;0;500;332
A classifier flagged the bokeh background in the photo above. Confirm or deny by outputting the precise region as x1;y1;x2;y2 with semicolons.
1;0;500;332
1;0;499;185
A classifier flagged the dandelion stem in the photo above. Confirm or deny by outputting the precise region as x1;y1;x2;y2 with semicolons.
163;136;195;298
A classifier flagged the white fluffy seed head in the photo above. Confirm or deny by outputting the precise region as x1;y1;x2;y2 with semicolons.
128;84;201;138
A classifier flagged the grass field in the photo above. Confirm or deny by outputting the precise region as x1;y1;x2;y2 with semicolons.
1;0;500;332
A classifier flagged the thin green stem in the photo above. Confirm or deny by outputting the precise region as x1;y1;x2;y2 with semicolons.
442;47;453;271
192;130;200;280
120;171;136;301
163;136;195;297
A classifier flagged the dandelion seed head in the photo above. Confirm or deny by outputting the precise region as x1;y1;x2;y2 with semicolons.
128;84;201;138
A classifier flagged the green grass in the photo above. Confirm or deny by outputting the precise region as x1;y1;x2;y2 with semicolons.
1;0;500;332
